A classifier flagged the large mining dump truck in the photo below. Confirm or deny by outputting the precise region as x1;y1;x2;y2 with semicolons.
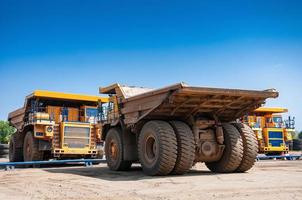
8;90;108;162
98;83;278;175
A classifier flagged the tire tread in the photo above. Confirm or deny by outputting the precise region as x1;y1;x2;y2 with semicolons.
205;123;243;173
232;123;258;172
169;121;195;175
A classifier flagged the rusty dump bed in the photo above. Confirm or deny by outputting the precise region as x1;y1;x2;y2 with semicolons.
100;83;279;125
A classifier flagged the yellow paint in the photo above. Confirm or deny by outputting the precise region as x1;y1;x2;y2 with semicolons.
52;148;97;155
28;90;108;103
262;128;287;152
253;107;288;114
56;122;95;156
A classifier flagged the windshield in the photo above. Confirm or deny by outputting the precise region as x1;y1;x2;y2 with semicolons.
272;116;283;128
86;108;98;117
273;116;282;123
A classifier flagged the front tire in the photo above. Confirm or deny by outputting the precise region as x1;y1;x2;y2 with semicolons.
138;120;177;176
105;128;132;171
205;123;243;173
23;131;43;161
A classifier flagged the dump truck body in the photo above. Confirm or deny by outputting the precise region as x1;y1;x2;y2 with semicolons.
242;107;295;155
106;83;278;124
98;83;278;175
8;90;108;162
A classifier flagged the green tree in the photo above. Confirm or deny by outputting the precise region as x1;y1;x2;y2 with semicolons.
0;121;15;144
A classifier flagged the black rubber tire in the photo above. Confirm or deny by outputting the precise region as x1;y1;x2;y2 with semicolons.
0;144;9;149
0;154;8;158
293;139;302;150
23;131;44;161
9;134;24;162
0;149;9;155
169;121;195;175
205;123;243;173
0;144;9;155
232;123;258;172
105;127;132;171
138;120;177;176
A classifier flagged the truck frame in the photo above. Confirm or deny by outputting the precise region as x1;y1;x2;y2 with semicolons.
8;90;108;162
98;83;278;175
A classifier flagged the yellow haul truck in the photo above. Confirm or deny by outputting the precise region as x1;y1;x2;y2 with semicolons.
242;107;295;155
8;90;108;162
97;83;278;175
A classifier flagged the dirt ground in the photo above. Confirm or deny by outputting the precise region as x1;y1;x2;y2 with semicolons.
0;159;301;200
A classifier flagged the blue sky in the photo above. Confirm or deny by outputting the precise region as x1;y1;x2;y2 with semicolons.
0;0;301;130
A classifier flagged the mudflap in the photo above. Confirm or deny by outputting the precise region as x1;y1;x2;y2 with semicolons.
123;130;138;161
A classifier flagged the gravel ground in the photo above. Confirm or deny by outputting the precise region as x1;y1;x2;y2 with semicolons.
0;158;301;200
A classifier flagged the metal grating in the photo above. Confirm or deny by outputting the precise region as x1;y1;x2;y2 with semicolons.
268;131;283;139
269;140;284;147
64;126;90;148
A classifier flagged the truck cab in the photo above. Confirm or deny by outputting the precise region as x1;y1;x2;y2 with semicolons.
243;107;295;155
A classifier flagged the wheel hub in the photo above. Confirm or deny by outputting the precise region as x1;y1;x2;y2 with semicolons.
110;141;118;160
145;135;157;164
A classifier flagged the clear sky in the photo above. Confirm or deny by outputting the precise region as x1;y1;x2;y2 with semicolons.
0;0;301;130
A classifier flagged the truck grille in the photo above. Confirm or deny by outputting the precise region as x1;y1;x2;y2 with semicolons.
269;140;284;147
64;126;90;148
268;131;283;139
268;131;283;147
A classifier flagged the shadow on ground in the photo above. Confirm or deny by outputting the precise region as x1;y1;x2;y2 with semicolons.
44;164;214;181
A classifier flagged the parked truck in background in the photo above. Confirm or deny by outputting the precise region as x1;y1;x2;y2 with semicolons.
242;107;295;155
97;83;278;175
8;90;108;162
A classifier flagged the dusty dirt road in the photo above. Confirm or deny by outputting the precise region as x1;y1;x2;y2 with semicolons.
0;159;301;200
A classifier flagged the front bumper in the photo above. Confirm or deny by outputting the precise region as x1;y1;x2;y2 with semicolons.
52;148;98;157
263;146;288;152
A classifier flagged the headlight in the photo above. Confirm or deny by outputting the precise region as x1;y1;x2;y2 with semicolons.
47;126;53;133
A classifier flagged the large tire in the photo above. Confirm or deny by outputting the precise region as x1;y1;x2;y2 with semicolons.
23;131;44;161
169;121;195;175
138;120;177;176
0;144;9;149
0;144;9;155
205;123;243;173
232;123;258;172
293;139;302;150
105;128;132;171
0;149;9;155
9;134;24;162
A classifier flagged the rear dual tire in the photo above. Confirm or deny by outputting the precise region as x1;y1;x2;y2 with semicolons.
0;144;9;158
138;120;195;176
169;121;195;175
205;123;244;173
9;134;24;162
232;123;258;172
138;120;178;175
205;123;258;173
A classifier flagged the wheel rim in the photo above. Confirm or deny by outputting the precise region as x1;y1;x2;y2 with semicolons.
109;141;118;160
145;135;157;164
